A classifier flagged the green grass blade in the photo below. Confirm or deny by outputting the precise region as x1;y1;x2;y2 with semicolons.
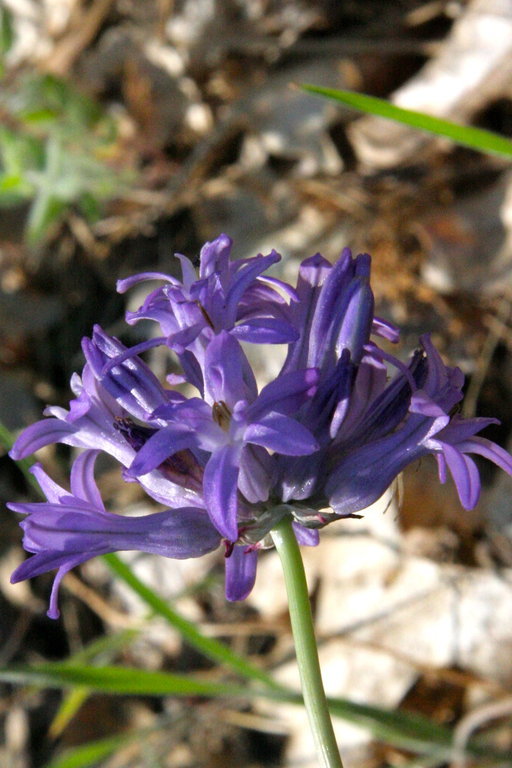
43;730;140;768
325;696;511;765
49;687;91;741
1;663;510;764
327;696;453;756
62;629;139;666
301;85;512;158
0;4;14;58
0;662;255;697
103;553;281;691
43;717;201;768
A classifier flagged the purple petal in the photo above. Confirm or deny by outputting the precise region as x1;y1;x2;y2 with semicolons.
224;250;281;326
12;553;88;619
178;348;205;396
293;523;320;546
278;450;324;502
125;292;179;335
410;390;450;420
116;272;177;293
28;464;67;503
308;248;354;364
440;443;481;509
175;253;197;289
199;233;233;279
9;548;85;583
166;323;204;350
420;334;465;407
328;354;354;438
436;452;448;484
439;416;500;442
296;252;332;293
248;368;319;420
238;282;296;319
280;253;332;374
70;450;104;508
453;436;512;477
338;353;414;445
203;444;241;540
152;397;211;428
326;424;426;516
340;354;387;430
372;316;400;343
204;332;257;407
245;412;319;455
237;445;274;503
230;317;299;344
9;366;141;468
256;274;299;302
137;468;203;508
85;327;169;420
10;419;75;460
97;336;167;376
335;278;374;365
225;545;258;601
128;425;196;477
48;563;82;619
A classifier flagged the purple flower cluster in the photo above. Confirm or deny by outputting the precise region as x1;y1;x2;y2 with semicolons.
9;235;512;617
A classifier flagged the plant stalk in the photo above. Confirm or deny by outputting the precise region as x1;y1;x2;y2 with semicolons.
270;516;344;768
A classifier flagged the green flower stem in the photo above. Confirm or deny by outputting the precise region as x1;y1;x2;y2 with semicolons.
270;516;344;768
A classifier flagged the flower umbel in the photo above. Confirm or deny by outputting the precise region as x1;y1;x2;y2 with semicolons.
9;234;512;617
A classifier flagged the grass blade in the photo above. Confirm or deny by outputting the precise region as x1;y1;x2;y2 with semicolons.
1;663;510;764
301;84;512;158
43;730;143;768
0;662;254;697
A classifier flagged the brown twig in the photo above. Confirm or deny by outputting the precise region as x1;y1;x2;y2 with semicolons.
41;0;117;76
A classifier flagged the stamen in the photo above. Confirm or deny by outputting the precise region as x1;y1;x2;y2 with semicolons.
114;417;156;450
224;540;235;557
212;400;231;430
195;301;215;329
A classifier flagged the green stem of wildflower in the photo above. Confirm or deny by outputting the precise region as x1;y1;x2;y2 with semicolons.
270;516;344;768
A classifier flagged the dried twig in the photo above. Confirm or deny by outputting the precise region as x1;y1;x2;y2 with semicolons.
450;696;512;768
42;0;117;75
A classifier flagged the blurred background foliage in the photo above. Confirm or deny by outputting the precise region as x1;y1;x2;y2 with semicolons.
0;5;132;245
